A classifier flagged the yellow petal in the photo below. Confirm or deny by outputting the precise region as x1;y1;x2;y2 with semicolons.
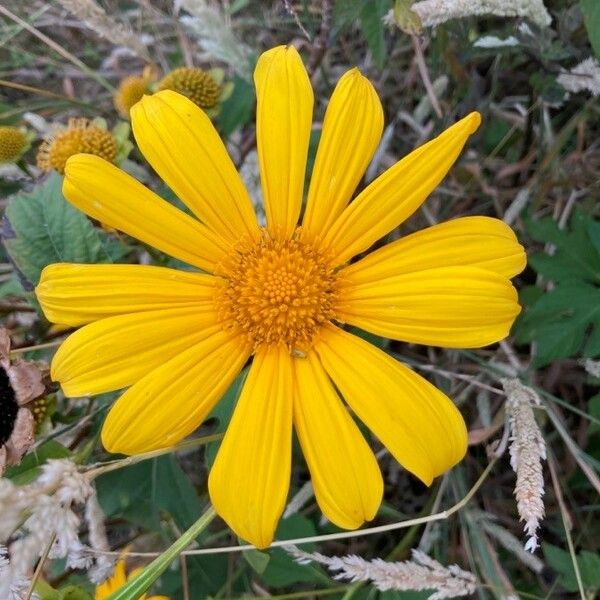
293;352;383;529
342;216;527;282
36;263;217;326
255;45;313;238
52;306;221;397
315;326;467;485
337;265;520;348
322;112;481;265
63;154;229;272
101;330;250;455
208;345;292;548
131;91;259;245
95;558;127;599
303;69;383;240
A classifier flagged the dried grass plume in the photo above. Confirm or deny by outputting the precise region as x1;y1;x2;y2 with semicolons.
502;378;546;553
286;545;478;599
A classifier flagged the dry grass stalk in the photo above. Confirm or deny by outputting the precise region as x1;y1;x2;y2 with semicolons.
501;378;546;553
56;0;150;61
411;0;552;29
286;545;478;599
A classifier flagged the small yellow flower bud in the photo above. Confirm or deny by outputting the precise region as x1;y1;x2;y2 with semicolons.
0;126;29;163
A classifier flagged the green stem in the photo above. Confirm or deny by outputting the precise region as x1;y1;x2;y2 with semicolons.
106;506;217;600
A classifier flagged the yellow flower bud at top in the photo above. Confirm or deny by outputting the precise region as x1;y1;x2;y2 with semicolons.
113;65;158;118
157;67;221;110
0;126;29;163
37;118;118;174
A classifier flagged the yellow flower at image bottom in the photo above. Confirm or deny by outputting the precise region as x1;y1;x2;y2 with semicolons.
95;558;167;600
36;46;526;549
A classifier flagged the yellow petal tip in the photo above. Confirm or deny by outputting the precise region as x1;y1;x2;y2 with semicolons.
466;111;482;133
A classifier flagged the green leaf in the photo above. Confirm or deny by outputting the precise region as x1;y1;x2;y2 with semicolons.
525;211;600;285
217;75;255;137
58;586;93;600
4;439;71;484
260;515;327;587
106;507;217;600
1;173;114;291
543;543;600;592
96;455;201;531
588;395;600;434
244;548;271;574
581;0;600;59
514;284;600;366
359;0;389;69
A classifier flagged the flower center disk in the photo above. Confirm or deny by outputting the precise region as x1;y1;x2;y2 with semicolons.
218;233;338;351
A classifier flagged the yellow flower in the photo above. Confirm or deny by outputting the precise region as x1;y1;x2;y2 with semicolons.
95;557;167;600
37;118;117;174
36;46;525;549
0;126;30;163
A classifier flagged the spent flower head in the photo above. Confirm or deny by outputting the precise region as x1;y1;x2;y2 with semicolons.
37;118;118;174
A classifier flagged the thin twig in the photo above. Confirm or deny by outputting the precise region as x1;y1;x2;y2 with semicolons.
25;532;56;600
410;34;442;118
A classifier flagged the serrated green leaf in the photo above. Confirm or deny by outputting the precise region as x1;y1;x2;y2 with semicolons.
514;284;600;366
525;212;600;285
1;173;114;291
581;0;600;59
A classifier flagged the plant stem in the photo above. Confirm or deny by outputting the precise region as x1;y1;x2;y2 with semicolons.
106;506;217;600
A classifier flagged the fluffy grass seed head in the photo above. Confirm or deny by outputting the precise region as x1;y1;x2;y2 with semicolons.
37;118;118;174
502;378;546;553
157;67;223;112
0;126;30;163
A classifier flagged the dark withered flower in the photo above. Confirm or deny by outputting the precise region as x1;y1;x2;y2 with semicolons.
0;328;45;474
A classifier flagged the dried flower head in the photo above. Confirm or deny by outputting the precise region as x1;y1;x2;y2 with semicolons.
409;0;552;29
37;118;118;174
557;57;600;97
0;127;30;163
501;378;546;553
0;328;45;474
157;67;221;110
114;66;158;119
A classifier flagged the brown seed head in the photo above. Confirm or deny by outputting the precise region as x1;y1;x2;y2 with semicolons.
37;118;118;174
158;67;221;109
0;126;28;163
